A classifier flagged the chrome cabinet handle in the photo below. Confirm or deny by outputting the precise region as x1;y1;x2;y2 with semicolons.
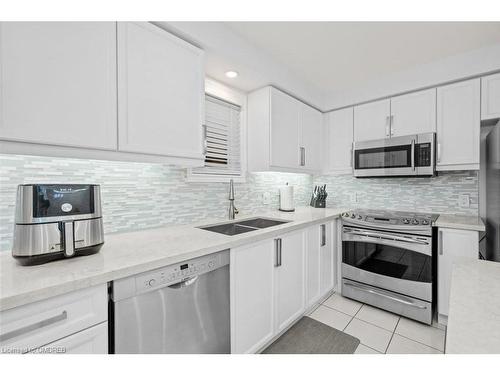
385;116;390;137
437;143;441;163
390;115;394;135
0;310;68;343
350;144;354;168
168;276;199;289
344;282;427;309
320;224;326;247
274;238;282;267
343;227;429;245
299;147;305;166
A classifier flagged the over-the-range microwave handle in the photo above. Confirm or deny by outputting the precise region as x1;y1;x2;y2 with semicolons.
411;139;416;171
343;227;430;245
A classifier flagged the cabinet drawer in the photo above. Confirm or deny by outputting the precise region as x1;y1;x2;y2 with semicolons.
29;322;108;354
0;285;107;353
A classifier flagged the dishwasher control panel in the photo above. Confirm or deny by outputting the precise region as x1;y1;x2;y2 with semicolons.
132;250;229;294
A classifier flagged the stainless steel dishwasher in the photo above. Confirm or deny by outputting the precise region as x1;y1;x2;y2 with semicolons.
111;250;230;353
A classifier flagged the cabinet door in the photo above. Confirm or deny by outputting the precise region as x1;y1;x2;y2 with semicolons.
0;22;117;150
437;79;480;170
320;221;336;296
31;322;108;354
275;230;305;332
230;239;274;354
325;107;354;174
353;99;391;142
300;103;322;171
270;88;300;169
117;22;204;159
305;226;321;309
481;73;500;120
390;89;436;137
437;228;478;319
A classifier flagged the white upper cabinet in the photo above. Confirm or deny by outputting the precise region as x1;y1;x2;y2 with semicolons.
299;103;323;171
117;22;204;160
247;86;322;173
481;73;500;120
0;22;117;150
324;107;353;175
390;88;436;137
353;99;391;142
437;78;480;170
269;88;300;169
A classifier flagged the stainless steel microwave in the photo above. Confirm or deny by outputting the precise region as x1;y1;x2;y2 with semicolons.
353;133;436;177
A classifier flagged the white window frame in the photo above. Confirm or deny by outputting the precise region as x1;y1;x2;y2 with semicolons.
186;77;247;183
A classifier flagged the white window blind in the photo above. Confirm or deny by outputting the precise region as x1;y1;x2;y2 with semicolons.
192;94;242;176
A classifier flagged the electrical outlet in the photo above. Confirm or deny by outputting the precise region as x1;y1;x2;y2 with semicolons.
263;192;271;205
459;194;470;208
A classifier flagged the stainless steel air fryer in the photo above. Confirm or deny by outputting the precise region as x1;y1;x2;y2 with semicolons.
12;184;104;266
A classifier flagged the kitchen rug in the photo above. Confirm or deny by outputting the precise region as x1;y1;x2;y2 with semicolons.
262;316;360;354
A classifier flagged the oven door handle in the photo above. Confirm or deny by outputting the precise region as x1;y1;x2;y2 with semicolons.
344;282;428;310
343;227;429;245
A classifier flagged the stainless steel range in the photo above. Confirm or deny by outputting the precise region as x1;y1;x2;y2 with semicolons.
341;209;437;324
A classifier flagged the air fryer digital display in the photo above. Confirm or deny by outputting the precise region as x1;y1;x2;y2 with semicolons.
32;185;95;218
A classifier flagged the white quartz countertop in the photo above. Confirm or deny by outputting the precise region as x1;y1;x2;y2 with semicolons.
0;207;346;312
446;259;500;354
433;214;485;231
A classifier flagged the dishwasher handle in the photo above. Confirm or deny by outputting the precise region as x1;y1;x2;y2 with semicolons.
168;276;199;289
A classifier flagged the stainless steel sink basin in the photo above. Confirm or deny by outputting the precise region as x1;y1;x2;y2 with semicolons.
236;218;289;229
199;217;290;236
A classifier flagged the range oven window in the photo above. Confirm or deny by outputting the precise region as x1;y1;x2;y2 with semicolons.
342;241;431;283
355;144;412;169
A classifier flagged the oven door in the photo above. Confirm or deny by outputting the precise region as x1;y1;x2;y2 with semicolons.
341;225;432;302
353;135;416;177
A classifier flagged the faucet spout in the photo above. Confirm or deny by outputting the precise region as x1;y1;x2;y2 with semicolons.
228;179;238;220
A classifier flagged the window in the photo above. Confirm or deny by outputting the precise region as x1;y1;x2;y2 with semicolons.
188;89;245;182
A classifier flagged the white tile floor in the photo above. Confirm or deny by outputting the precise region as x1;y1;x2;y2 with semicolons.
309;293;446;354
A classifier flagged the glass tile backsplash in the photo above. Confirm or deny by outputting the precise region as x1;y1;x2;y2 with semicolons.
0;154;478;251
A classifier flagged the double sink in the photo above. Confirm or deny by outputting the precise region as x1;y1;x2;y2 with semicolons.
199;217;290;236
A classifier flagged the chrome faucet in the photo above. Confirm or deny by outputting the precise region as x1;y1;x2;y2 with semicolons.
228;179;239;220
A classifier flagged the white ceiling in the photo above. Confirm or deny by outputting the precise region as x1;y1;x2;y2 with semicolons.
225;22;500;93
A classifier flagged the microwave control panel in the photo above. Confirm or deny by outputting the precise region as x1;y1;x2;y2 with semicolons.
415;143;432;167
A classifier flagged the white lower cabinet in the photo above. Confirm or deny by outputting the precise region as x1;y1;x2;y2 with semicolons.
437;228;479;324
306;226;321;308
306;220;336;310
230;229;306;353
230;238;275;354
231;223;337;354
275;231;306;332
0;284;108;354
30;322;108;354
320;221;336;296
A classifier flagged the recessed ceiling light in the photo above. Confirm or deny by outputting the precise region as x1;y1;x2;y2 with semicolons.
225;71;238;78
